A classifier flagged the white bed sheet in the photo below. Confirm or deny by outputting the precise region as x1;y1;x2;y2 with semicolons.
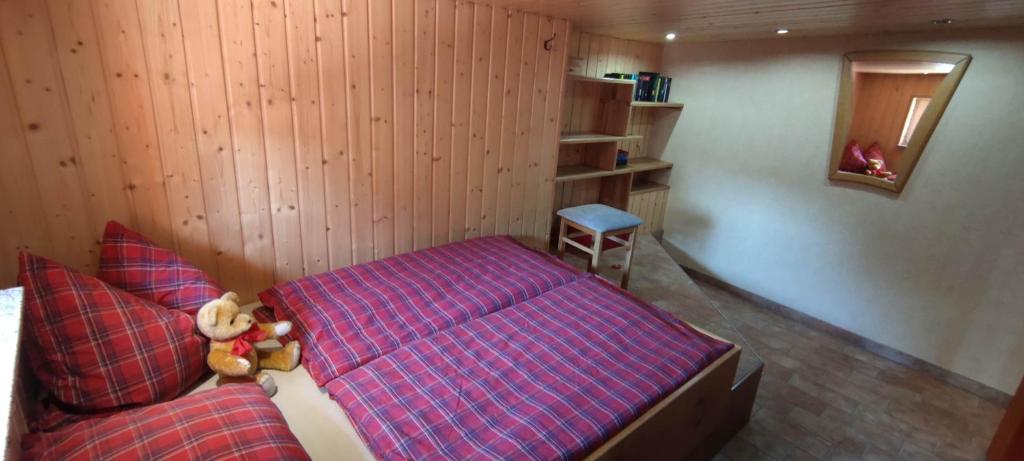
189;305;375;461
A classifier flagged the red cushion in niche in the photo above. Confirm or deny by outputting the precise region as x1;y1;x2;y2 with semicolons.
97;221;223;315
839;140;868;172
864;142;887;169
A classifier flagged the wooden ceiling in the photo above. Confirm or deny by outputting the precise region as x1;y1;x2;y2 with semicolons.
485;0;1024;43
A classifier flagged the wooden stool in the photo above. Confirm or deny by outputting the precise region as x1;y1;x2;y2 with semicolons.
556;204;643;289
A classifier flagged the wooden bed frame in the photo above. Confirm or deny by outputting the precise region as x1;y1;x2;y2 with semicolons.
1;288;740;461
588;329;740;461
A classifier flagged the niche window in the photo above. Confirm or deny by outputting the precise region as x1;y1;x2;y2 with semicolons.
829;51;971;193
898;97;931;148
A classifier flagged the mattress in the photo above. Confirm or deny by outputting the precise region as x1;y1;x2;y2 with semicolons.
257;237;733;460
324;277;733;460
259;236;581;386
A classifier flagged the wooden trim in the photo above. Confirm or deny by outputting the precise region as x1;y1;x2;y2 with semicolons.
828;50;972;194
989;375;1024;460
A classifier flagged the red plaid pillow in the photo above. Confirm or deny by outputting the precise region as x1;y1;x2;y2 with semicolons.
97;221;223;315
18;252;207;413
22;384;311;460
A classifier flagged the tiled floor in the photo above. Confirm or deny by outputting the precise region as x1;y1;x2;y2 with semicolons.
556;233;1006;460
693;273;1007;461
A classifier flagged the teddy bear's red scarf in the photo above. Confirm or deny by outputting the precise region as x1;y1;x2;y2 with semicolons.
231;324;268;356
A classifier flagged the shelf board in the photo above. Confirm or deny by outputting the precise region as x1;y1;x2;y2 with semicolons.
555;157;672;182
626;157;674;173
559;133;642;145
630;180;671;194
631;101;685;109
554;164;619;182
567;74;635;86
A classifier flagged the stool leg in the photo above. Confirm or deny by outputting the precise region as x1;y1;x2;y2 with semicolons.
621;228;637;289
556;219;567;259
588;231;603;274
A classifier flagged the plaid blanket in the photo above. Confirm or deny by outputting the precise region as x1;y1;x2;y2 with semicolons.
259;236;582;386
327;276;734;460
22;384;309;460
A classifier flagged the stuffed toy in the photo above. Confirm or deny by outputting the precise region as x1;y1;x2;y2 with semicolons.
865;158;894;178
196;292;300;396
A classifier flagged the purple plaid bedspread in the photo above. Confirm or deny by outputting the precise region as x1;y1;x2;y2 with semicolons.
258;236;582;386
326;276;734;461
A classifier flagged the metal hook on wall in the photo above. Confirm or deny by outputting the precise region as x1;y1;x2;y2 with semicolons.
543;34;556;51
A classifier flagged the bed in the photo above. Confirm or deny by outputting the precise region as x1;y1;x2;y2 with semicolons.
257;236;740;460
3;236;739;460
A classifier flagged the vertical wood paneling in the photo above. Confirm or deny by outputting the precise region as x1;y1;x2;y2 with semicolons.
628;189;667;234
138;0;218;275
253;0;305;281
46;0;134;231
179;0;250;295
494;10;524;236
431;0;455;246
508;14;540;237
0;50;52;282
0;0;569;295
217;0;277;293
369;0;396;258
448;1;473;243
480;8;508;237
464;3;491;239
393;0;416;254
316;0;353;269
346;0;375;263
412;0;436;251
285;0;329;275
535;18;572;242
521;17;553;244
0;0;97;271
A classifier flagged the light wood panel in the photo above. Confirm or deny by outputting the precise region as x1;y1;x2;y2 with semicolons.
628;188;669;235
0;0;569;299
849;72;945;170
486;0;1024;43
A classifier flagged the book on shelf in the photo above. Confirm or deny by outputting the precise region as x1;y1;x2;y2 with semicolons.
600;71;673;103
658;77;672;102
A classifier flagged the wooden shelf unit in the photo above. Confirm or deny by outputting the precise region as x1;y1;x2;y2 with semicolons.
555;50;681;238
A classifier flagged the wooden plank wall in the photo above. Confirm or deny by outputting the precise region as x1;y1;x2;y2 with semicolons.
554;31;662;215
628;189;669;235
849;72;945;169
0;0;570;299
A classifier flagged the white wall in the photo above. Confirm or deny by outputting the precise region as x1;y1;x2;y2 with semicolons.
659;28;1024;394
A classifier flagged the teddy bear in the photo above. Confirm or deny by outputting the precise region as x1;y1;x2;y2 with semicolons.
196;292;301;396
865;158;894;178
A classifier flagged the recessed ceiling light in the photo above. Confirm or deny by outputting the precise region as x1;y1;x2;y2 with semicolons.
931;18;954;25
665;32;677;41
775;28;790;35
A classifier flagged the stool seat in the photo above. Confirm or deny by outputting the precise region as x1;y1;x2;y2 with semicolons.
556;204;643;233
